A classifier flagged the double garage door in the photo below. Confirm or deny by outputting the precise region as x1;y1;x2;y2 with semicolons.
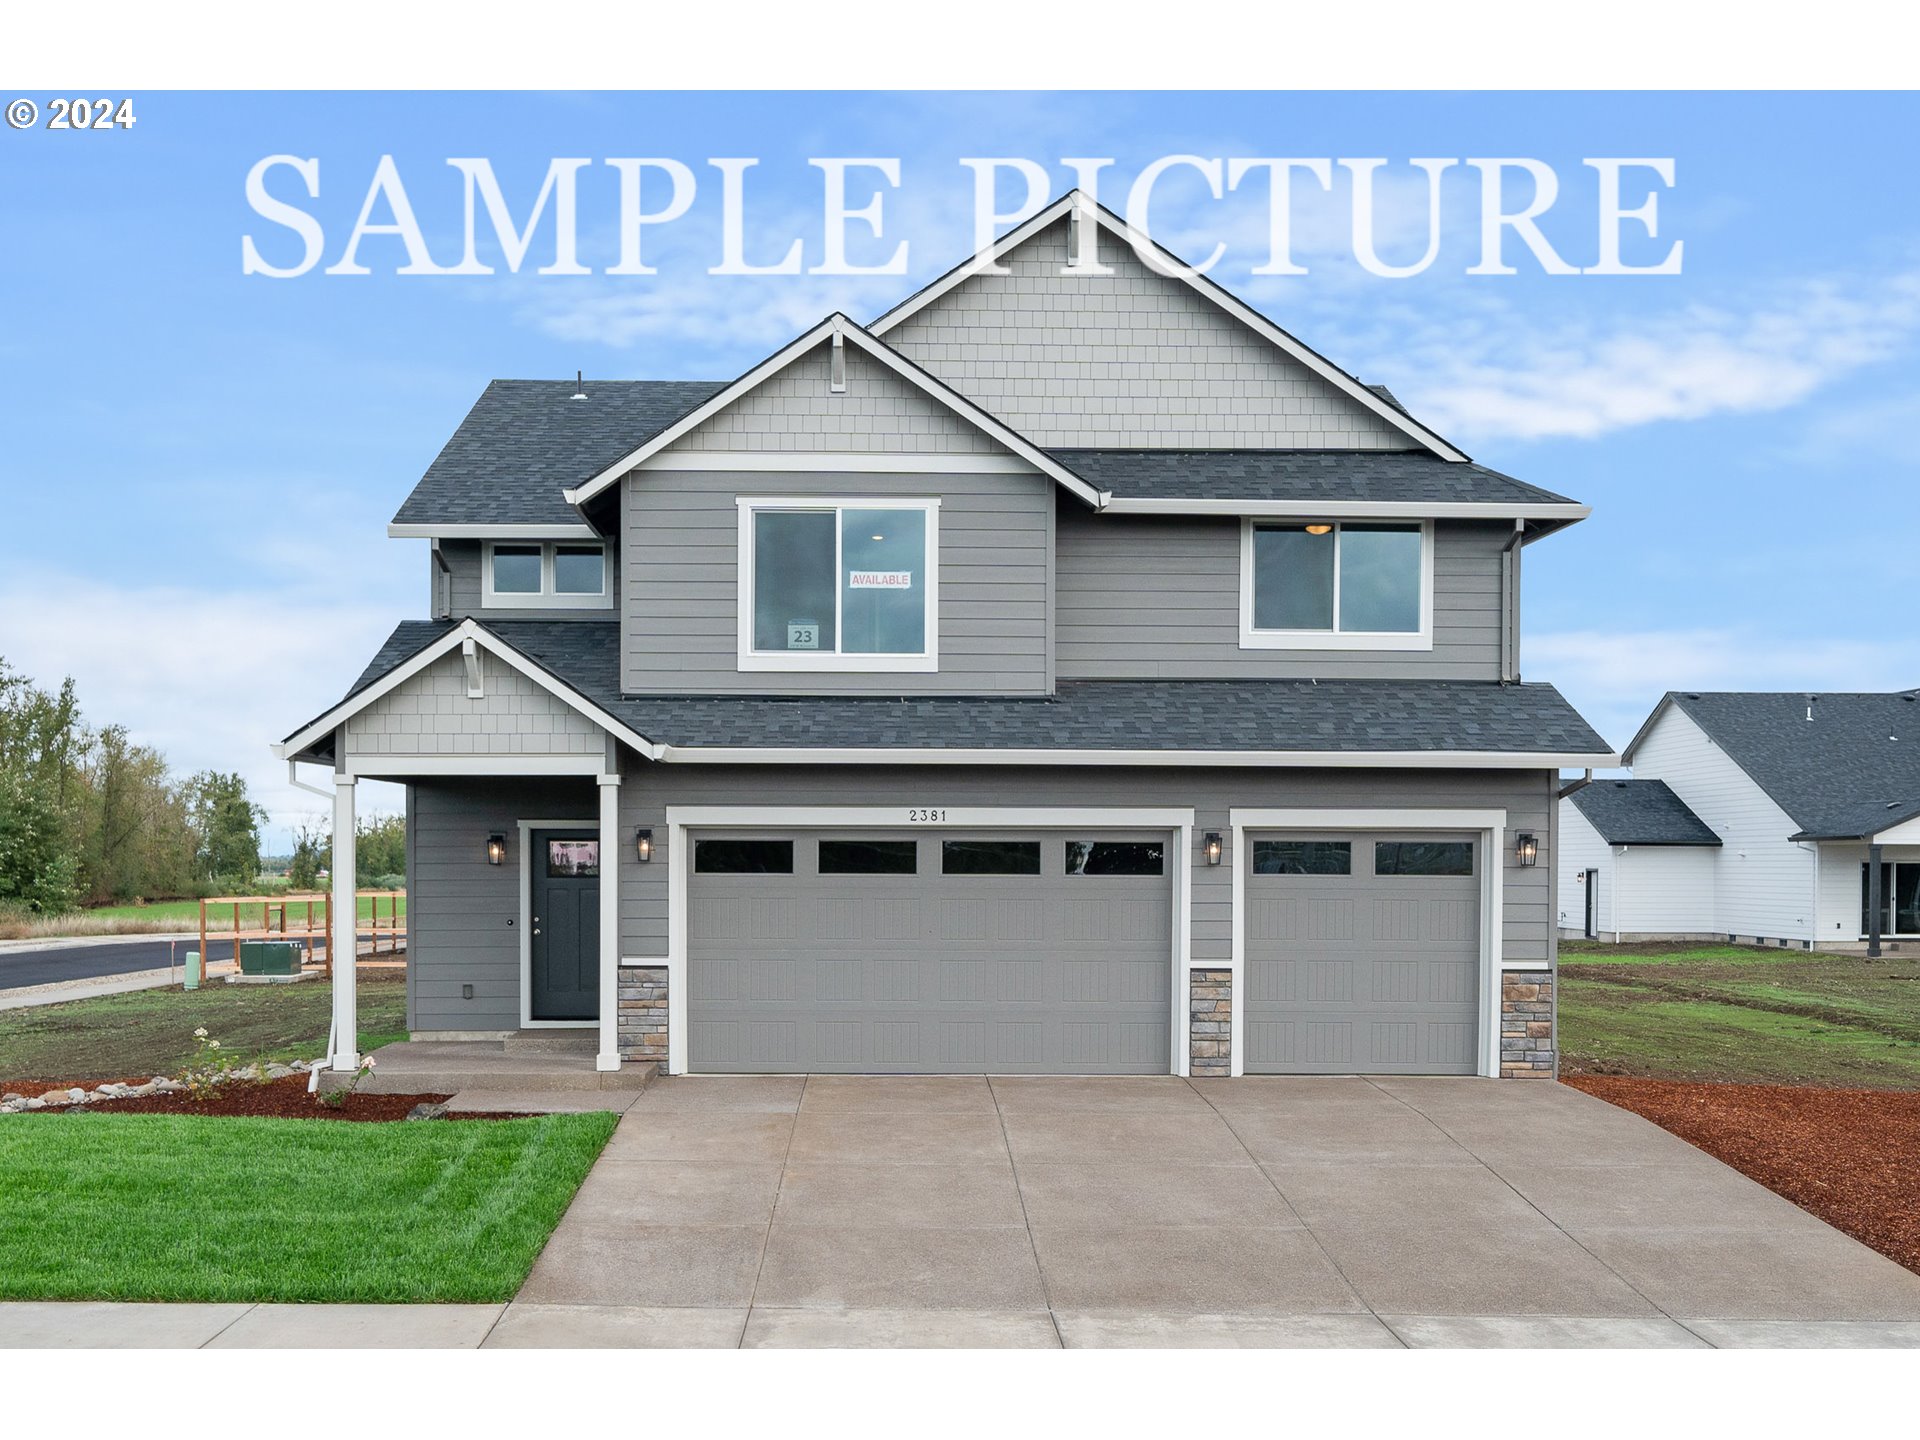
688;829;1173;1074
685;826;1485;1076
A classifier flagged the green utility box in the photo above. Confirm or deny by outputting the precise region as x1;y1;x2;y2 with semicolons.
239;940;303;976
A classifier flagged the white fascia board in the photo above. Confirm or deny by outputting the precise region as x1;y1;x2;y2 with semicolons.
347;755;609;779
639;451;1037;474
868;191;1467;463
654;746;1621;769
1620;695;1680;766
387;523;601;540
1230;806;1509;830
278;618;661;762
561;315;1104;510
665;805;1195;829
1103;498;1591;522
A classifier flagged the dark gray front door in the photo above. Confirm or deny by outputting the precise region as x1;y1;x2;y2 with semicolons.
687;829;1173;1074
1244;832;1482;1075
530;830;599;1022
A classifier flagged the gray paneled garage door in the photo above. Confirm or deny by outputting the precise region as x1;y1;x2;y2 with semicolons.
1245;833;1482;1075
688;830;1172;1074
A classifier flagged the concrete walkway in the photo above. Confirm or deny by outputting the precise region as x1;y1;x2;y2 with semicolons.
6;1076;1920;1348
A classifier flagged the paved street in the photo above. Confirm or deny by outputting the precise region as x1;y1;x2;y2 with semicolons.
0;937;229;991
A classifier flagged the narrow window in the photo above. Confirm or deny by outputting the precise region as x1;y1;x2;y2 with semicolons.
694;839;795;874
1252;840;1352;875
941;840;1041;875
1373;841;1474;877
819;839;918;875
552;544;606;595
1065;841;1165;876
545;839;599;877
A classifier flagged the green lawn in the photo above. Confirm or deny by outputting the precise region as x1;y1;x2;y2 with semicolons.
0;975;409;1083
82;895;407;926
1559;942;1920;1088
0;1110;616;1302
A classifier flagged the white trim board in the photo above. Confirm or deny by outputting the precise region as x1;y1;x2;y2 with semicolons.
640;452;1038;475
656;746;1620;769
561;314;1106;510
518;818;602;1031
1227;807;1509;1079
661;804;1195;1078
868;191;1467;463
388;523;600;540
1103;498;1590;522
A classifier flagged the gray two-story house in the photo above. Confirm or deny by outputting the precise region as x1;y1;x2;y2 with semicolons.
279;194;1614;1084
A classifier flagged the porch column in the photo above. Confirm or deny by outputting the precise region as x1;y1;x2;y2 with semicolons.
330;776;359;1070
597;773;622;1071
1867;842;1884;959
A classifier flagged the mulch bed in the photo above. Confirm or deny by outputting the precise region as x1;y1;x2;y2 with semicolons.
1568;1075;1920;1275
8;1075;531;1123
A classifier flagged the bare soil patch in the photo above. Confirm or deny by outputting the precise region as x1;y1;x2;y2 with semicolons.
1569;1075;1920;1275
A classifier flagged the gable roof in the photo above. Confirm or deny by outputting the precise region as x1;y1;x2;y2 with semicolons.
1625;690;1920;840
1565;779;1721;846
870;192;1468;463
559;314;1106;510
318;620;1616;766
390;379;723;533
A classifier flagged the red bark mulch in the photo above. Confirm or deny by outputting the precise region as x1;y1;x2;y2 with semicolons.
8;1075;532;1123
1567;1075;1920;1275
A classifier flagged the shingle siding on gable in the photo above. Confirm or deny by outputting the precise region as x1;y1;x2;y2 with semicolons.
672;345;1002;454
1632;706;1815;942
1053;505;1505;680
344;650;604;757
884;219;1413;450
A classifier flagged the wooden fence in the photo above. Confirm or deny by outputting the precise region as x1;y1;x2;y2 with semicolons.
197;891;406;978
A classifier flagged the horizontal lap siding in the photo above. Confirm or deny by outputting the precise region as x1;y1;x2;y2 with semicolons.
1055;507;1505;680
621;469;1052;695
407;779;596;1032
615;763;1555;971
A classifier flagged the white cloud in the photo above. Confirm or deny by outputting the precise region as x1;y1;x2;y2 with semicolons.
1527;625;1920;757
0;571;409;853
1350;267;1920;443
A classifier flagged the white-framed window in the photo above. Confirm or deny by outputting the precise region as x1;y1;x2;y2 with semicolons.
1238;518;1433;651
481;541;612;609
735;497;939;672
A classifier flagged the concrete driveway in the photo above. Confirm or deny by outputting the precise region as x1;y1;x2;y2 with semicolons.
511;1074;1920;1348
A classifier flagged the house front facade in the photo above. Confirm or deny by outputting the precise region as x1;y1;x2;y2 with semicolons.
1559;690;1920;953
280;194;1614;1082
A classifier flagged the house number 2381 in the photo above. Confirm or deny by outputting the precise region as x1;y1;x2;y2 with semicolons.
906;808;947;823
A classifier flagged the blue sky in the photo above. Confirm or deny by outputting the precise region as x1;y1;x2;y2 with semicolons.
3;91;1917;847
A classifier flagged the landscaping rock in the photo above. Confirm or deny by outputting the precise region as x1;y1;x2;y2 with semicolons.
40;1088;71;1102
1;1101;22;1114
24;1097;45;1110
65;1088;88;1104
155;1080;185;1094
405;1102;450;1122
149;1076;168;1087
2;1092;24;1104
129;1083;157;1098
265;1064;294;1080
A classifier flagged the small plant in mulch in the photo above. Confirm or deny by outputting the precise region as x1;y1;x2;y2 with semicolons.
319;1055;376;1110
180;1029;239;1099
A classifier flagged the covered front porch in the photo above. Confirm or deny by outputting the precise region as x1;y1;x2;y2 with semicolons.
317;1032;655;1096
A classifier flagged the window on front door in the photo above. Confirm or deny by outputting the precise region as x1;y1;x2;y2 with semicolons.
1861;862;1920;936
738;499;938;671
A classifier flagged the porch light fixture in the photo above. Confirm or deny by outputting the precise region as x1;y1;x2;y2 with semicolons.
1204;831;1223;866
635;827;654;863
1304;523;1333;536
486;833;506;866
1515;832;1538;867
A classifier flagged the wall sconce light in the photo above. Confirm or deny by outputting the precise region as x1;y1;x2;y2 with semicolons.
635;827;654;863
1204;831;1223;866
486;833;506;866
1515;832;1538;868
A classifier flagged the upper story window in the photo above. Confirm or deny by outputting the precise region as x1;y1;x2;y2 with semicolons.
1239;519;1431;651
736;498;939;672
482;541;611;609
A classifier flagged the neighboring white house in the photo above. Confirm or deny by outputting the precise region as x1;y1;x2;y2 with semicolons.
1558;690;1920;953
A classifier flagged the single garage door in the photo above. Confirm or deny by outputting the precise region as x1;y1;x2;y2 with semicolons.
1245;832;1482;1075
687;829;1172;1074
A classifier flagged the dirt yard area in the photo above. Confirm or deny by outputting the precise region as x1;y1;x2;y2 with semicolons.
1569;1075;1920;1275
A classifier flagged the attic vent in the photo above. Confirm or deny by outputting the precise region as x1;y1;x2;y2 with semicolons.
571;369;587;401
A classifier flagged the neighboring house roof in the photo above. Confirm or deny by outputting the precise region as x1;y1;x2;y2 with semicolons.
391;379;724;531
1565;779;1721;846
301;620;1615;764
1052;449;1579;508
1625;690;1920;840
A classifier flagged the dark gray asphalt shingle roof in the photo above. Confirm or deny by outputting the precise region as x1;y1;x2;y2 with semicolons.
1655;691;1920;840
319;620;1611;757
1567;779;1720;846
392;379;725;527
1050;449;1577;506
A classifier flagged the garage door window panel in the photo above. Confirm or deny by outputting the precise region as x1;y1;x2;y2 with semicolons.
694;838;795;874
1252;840;1352;875
819;839;918;875
942;839;1042;875
1373;841;1475;876
1065;840;1165;876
